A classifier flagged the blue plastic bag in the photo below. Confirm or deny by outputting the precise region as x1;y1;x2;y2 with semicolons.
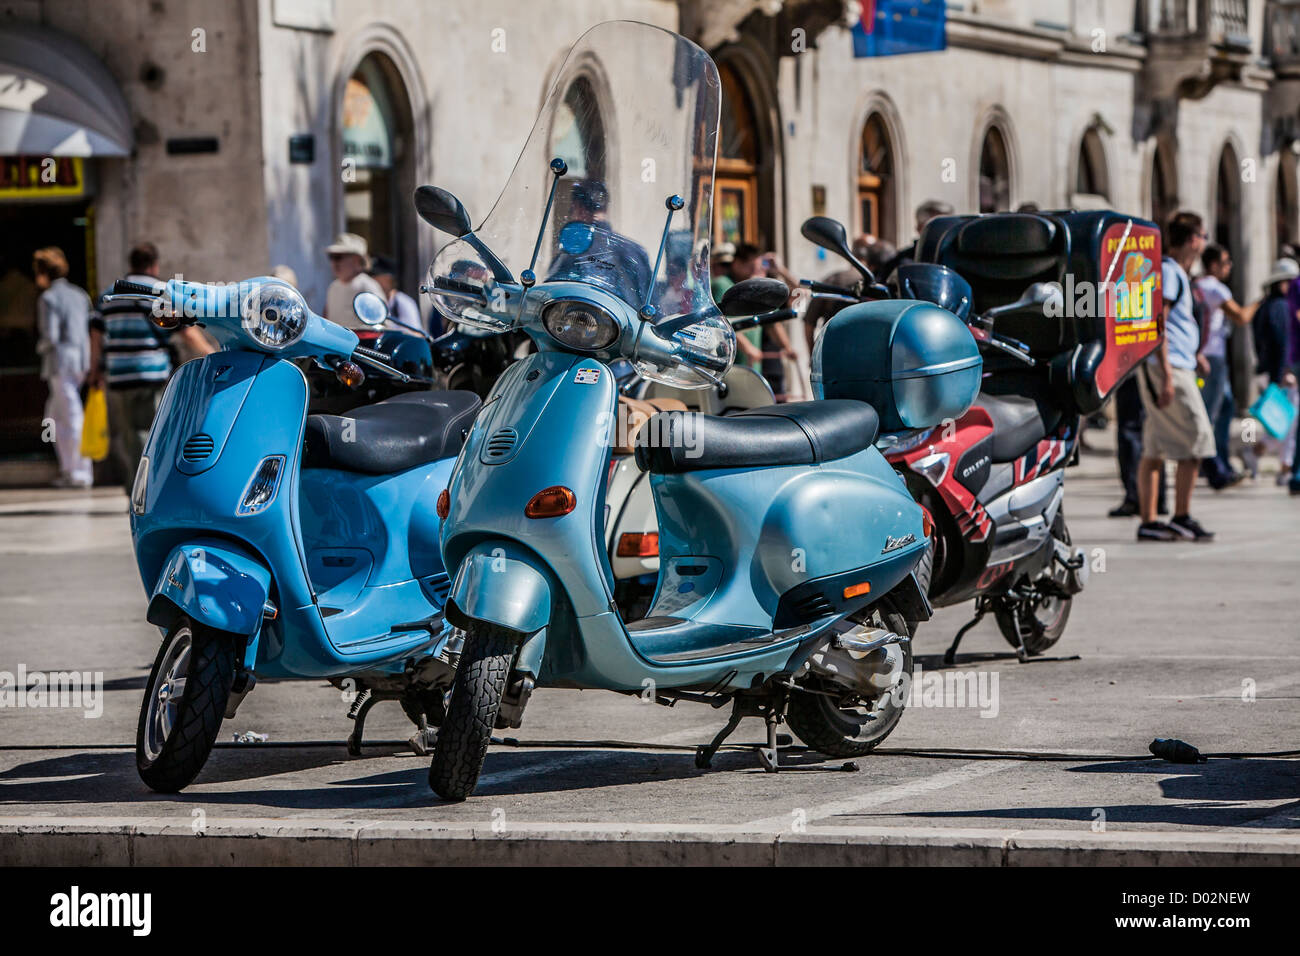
1249;383;1297;440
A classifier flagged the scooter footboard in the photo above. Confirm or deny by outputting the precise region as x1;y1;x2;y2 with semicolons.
147;538;272;640
446;540;553;637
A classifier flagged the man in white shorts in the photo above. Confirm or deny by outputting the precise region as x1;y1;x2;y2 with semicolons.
1137;211;1217;542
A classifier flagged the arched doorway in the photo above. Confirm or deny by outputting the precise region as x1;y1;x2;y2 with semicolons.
1150;138;1178;231
549;75;608;229
1276;151;1298;255
713;61;764;248
341;53;416;287
858;112;897;242
1214;141;1243;296
1075;127;1110;201
978;125;1012;213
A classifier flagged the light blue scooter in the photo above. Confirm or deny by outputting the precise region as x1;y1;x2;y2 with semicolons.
116;276;480;791
417;21;977;800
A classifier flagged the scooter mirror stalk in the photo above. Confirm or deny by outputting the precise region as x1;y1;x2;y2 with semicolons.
800;215;876;284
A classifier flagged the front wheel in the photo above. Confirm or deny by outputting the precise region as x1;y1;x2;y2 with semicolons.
136;618;236;793
428;623;516;801
786;606;914;758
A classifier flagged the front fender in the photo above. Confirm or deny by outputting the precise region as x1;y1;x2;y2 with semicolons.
147;538;272;639
446;540;552;636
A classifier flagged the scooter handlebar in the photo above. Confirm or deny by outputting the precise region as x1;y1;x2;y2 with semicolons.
111;278;165;298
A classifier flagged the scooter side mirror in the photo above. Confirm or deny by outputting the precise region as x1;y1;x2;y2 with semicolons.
718;277;790;318
353;291;388;327
414;185;473;237
800;216;875;283
985;281;1062;322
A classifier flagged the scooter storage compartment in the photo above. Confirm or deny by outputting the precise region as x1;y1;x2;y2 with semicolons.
811;299;981;433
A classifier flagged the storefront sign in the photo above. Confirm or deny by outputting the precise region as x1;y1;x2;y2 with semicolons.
0;155;84;198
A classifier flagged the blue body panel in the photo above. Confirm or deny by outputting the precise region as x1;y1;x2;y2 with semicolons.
132;351;455;681
147;538;271;640
441;347;929;693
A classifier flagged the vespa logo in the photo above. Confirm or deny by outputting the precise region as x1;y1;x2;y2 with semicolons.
882;533;917;554
961;455;990;480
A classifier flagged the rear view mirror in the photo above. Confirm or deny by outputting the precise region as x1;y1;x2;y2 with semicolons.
718;277;790;317
800;216;874;282
414;186;473;237
353;291;388;327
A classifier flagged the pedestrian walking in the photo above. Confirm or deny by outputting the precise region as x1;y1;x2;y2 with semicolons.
1193;243;1257;488
1250;258;1299;483
323;233;385;329
88;242;214;493
368;255;431;334
33;247;92;488
1135;211;1218;542
1109;374;1167;517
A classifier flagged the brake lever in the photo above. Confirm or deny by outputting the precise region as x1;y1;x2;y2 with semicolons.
351;349;411;383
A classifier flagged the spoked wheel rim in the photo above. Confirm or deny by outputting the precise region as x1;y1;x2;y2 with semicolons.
143;627;192;763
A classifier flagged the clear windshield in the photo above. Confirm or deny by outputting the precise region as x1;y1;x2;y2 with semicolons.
428;21;723;335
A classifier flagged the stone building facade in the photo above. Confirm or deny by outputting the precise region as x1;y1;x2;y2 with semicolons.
2;0;1298;457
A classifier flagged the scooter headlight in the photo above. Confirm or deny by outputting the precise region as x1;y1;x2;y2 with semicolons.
542;301;619;352
241;281;308;350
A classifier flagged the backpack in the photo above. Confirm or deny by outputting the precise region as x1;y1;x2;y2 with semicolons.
1163;256;1206;351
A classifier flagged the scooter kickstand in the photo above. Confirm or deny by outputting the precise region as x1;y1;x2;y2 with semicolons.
695;700;743;769
943;607;985;666
346;687;376;757
758;710;781;773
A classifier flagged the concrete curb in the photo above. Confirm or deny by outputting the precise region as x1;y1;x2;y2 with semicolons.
2;816;1297;866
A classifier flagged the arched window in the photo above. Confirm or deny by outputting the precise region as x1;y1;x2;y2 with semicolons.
550;76;607;225
1075;127;1109;200
341;53;415;274
1214;142;1243;296
1150;138;1178;230
978;125;1011;213
1276;151;1298;254
714;61;761;247
859;112;896;242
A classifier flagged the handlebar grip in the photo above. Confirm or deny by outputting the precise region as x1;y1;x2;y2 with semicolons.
800;279;856;296
729;307;797;331
353;344;395;363
112;278;163;297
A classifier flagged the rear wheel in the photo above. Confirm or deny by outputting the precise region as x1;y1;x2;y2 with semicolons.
136;619;235;793
995;509;1073;656
428;623;516;801
787;605;914;758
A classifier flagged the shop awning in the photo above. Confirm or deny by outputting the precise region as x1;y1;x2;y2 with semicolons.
0;23;132;157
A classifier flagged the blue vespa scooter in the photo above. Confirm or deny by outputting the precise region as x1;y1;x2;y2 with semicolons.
117;276;479;791
417;21;980;800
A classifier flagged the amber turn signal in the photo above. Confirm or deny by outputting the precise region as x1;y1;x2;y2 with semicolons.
436;488;450;519
335;361;366;388
920;505;934;538
616;532;659;557
525;486;576;518
842;581;871;600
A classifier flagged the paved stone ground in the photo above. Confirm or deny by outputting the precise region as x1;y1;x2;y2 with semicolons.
1;429;1297;841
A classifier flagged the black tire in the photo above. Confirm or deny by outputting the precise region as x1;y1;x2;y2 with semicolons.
428;623;516;801
136;619;235;793
914;535;935;597
787;606;914;758
994;509;1073;656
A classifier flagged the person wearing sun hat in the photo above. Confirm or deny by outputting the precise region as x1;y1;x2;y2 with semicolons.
324;232;385;329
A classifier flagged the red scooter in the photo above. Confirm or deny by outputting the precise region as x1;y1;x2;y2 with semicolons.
802;211;1162;661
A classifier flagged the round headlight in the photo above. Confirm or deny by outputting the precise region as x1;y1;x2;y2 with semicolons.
542;301;619;351
241;281;308;350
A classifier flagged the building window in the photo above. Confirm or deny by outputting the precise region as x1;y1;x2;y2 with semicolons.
1150;138;1177;230
858;113;896;242
1075;127;1109;200
714;61;761;247
978;125;1011;213
341;53;412;269
1276;152;1298;255
1214;142;1243;297
550;76;607;227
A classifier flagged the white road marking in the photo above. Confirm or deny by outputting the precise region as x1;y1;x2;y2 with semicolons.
744;759;1018;831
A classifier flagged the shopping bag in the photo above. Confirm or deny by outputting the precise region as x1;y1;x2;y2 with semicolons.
80;386;109;461
1248;382;1297;441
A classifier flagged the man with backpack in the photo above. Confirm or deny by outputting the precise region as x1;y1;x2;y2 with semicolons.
1135;212;1218;542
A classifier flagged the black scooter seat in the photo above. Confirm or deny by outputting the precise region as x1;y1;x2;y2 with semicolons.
975;389;1062;463
304;391;481;475
635;400;879;475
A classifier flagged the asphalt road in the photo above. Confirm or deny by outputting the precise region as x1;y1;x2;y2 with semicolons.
1;432;1297;839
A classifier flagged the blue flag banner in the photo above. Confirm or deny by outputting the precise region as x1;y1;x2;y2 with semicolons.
852;0;947;57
